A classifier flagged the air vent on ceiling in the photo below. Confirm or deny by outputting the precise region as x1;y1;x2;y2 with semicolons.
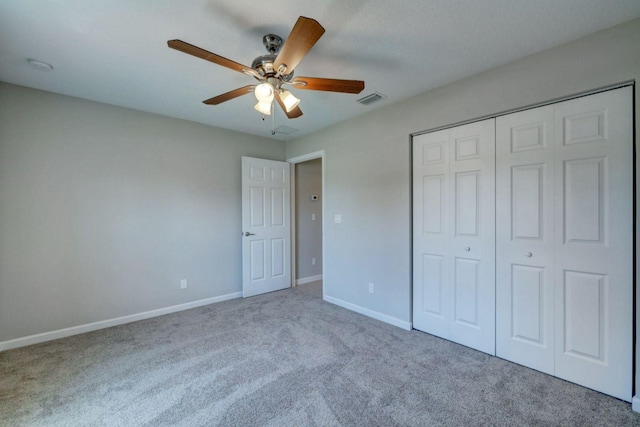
357;92;386;106
274;125;299;135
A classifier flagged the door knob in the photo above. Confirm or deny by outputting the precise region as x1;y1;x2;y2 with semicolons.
244;231;255;237
464;247;471;251
526;252;533;257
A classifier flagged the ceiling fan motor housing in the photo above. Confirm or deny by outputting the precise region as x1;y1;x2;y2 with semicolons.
262;34;282;54
251;34;293;82
251;52;294;82
251;54;277;75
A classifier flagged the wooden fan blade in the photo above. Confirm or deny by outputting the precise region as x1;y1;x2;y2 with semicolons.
168;39;252;74
274;17;325;74
203;85;255;105
275;92;303;119
292;77;365;94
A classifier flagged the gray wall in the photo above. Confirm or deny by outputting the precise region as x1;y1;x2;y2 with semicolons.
285;17;640;366
0;83;284;342
295;159;323;280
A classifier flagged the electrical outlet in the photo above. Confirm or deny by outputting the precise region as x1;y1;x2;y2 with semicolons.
368;283;374;293
312;258;316;265
180;279;187;289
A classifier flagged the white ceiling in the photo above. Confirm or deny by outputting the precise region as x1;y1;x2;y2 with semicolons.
1;1;639;141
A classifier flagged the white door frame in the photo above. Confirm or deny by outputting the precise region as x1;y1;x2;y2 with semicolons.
287;150;326;299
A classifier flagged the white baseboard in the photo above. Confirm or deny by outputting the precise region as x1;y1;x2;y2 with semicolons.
632;395;640;412
296;274;323;286
323;295;412;331
0;292;242;352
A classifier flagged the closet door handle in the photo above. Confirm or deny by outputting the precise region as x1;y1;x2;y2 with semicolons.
464;247;471;252
526;252;533;257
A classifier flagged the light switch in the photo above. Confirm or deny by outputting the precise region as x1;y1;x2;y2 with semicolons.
311;213;316;221
334;214;342;224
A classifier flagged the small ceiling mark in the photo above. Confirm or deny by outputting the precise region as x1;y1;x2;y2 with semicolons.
26;58;54;72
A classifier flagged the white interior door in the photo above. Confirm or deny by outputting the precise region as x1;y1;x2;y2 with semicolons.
242;157;291;298
552;87;632;401
413;119;496;355
496;104;556;374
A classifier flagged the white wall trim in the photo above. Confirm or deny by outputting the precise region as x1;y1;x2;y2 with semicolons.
632;396;640;413
0;292;242;352
324;295;412;331
296;275;323;285
287;150;326;164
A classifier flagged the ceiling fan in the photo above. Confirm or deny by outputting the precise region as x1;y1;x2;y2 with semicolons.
167;16;365;120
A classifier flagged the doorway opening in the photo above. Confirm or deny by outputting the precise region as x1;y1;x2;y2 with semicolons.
288;151;325;298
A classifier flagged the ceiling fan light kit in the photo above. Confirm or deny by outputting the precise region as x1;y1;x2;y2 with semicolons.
167;16;365;127
254;101;273;116
279;90;300;112
254;82;275;103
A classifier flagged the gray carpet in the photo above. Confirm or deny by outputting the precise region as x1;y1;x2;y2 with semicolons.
1;281;639;426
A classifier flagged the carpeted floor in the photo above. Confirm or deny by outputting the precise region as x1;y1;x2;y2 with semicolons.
1;281;639;426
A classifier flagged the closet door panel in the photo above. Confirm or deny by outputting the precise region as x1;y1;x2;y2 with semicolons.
449;119;495;355
413;130;452;339
553;87;632;402
496;105;555;374
413;119;495;355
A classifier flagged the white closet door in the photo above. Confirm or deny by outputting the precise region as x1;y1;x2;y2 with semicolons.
552;87;633;401
448;121;496;354
496;105;556;374
495;86;632;402
413;119;495;355
413;129;452;339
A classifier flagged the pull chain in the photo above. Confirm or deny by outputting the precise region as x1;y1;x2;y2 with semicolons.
271;101;276;135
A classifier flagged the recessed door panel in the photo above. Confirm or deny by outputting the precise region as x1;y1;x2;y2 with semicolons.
455;172;479;237
563;110;606;145
271;238;285;278
454;258;479;326
270;167;285;183
250;187;265;227
455;136;480;161
512;165;544;240
422;254;444;316
511;265;545;344
563;157;605;245
511;122;546;153
422;141;447;165
250;166;265;181
250;240;265;281
271;188;285;227
423;175;445;235
563;270;606;361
